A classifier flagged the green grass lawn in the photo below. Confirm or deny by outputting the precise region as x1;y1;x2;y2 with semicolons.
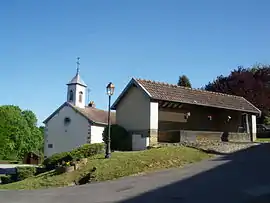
0;160;21;164
256;138;270;142
0;146;212;190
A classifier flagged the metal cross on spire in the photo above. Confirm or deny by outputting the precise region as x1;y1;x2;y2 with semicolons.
76;57;80;74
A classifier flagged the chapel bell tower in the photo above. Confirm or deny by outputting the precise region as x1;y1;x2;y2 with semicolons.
66;57;87;108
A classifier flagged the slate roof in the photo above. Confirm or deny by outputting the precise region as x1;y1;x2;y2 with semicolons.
111;78;261;115
43;102;115;125
67;73;87;87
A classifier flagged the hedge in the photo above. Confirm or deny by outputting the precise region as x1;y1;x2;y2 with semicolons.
16;167;37;181
72;143;104;158
103;124;131;151
43;152;73;170
43;143;104;170
0;175;13;184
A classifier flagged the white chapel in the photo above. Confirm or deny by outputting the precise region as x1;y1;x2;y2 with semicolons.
43;59;115;158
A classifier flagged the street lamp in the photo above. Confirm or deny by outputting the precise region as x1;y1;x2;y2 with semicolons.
105;82;115;159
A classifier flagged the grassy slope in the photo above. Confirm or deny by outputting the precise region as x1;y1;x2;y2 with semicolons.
0;147;212;190
256;138;270;142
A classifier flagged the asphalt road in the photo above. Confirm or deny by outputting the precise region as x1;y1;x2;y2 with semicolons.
1;143;270;203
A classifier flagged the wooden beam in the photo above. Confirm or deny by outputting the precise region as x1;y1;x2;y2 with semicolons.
158;101;183;109
162;102;169;108
178;104;183;108
167;103;174;108
158;101;163;106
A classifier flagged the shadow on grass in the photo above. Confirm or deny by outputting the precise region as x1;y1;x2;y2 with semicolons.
186;145;228;156
118;143;270;203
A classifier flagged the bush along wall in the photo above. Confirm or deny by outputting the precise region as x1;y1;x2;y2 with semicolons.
15;166;37;181
103;124;131;151
1;167;37;184
43;143;105;170
0;175;13;184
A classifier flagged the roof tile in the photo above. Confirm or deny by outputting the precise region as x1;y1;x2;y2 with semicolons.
72;104;116;125
135;78;260;114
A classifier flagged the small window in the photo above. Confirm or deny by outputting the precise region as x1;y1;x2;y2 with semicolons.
48;144;53;148
64;117;71;126
69;90;74;102
79;91;83;102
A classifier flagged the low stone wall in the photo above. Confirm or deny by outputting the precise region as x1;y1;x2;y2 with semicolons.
228;132;251;142
158;141;260;154
180;130;251;143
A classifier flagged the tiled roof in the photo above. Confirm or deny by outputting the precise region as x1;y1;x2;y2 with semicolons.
135;78;260;114
71;104;116;125
67;73;87;87
43;102;115;125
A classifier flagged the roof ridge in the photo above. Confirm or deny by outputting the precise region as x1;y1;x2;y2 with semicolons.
135;78;242;99
84;106;115;113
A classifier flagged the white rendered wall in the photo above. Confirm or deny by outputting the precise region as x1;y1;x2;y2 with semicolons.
44;105;89;157
67;84;86;108
150;101;159;136
90;125;105;143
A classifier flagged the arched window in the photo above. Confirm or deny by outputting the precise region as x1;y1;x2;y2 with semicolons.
69;90;74;102
79;91;83;102
64;117;71;126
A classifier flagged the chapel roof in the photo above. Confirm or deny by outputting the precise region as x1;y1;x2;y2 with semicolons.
71;103;116;125
67;73;87;87
43;102;115;125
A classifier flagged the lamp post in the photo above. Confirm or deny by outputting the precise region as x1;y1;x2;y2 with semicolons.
105;82;115;159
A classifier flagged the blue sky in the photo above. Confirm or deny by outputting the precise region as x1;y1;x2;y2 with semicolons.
1;0;270;126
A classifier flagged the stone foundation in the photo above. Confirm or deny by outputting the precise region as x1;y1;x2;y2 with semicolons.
149;129;158;146
164;130;252;143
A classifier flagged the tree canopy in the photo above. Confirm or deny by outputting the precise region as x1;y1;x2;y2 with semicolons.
177;75;192;88
0;105;44;160
204;64;270;123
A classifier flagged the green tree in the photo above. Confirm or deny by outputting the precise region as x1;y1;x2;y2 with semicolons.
264;115;270;125
22;110;38;127
0;105;43;160
204;64;270;123
38;126;45;153
102;124;131;151
177;75;192;88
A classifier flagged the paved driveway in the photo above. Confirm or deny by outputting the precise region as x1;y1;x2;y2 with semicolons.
1;143;270;203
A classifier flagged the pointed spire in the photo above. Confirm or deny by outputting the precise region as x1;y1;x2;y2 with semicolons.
76;57;80;75
66;57;87;87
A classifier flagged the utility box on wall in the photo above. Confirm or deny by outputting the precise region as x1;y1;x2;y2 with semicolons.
132;134;150;151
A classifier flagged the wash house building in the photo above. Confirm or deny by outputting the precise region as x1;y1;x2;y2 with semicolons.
111;78;261;149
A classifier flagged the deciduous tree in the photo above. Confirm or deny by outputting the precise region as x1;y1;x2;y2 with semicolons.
204;64;270;123
0;105;43;160
177;75;192;88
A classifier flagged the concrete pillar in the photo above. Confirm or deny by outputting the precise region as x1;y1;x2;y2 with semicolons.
245;114;250;134
149;101;159;145
251;115;257;142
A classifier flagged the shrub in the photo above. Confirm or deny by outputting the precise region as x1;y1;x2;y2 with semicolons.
72;143;104;158
43;143;105;170
43;152;74;170
1;175;13;184
16;167;37;181
102;124;131;151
